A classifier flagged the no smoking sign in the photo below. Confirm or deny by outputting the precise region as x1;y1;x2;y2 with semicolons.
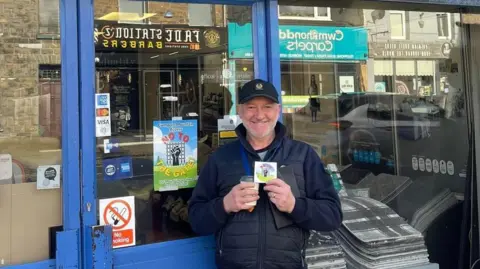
99;196;136;248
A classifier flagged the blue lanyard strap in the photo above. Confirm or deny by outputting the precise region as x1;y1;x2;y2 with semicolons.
240;147;252;176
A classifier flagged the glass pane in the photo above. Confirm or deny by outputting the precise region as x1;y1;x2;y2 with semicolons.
118;0;144;15
437;14;449;38
93;2;253;247
390;13;404;37
0;0;63;265
279;6;315;17
278;3;469;268
316;7;329;17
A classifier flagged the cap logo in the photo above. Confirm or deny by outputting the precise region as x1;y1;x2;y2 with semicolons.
255;83;263;90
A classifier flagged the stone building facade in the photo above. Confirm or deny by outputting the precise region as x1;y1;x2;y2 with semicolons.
0;0;226;137
0;0;61;137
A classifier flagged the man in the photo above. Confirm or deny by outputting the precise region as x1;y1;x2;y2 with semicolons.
188;79;342;269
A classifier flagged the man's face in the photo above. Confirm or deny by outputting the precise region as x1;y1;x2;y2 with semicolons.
238;97;281;139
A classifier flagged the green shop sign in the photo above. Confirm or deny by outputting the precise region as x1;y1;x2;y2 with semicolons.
228;23;368;61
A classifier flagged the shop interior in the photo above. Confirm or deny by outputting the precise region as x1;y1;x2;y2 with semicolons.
94;42;254;243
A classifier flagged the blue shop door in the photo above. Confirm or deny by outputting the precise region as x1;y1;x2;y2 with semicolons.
77;0;278;268
0;0;82;268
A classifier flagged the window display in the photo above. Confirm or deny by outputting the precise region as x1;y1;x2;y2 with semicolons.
278;4;469;268
0;0;64;266
93;2;254;247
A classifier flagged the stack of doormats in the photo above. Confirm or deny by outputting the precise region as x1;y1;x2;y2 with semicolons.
343;173;412;204
410;188;459;233
305;231;347;269
333;196;430;269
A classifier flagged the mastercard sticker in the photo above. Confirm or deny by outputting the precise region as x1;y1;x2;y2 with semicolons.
96;108;110;117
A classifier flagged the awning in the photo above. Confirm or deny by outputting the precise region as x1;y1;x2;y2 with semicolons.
417;60;435;76
374;60;393;76
374;60;434;76
395;60;415;76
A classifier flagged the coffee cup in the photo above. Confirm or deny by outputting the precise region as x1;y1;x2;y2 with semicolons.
240;176;259;207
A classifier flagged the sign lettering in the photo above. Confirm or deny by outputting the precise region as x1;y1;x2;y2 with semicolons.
95;21;224;53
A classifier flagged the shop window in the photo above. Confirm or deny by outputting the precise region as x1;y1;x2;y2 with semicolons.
1;0;63;265
278;6;331;21
389;10;406;39
38;0;60;36
118;0;146;23
93;2;253;247
437;13;452;39
279;4;470;268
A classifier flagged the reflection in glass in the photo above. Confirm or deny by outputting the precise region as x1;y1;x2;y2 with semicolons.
279;6;469;268
0;0;63;266
94;2;254;246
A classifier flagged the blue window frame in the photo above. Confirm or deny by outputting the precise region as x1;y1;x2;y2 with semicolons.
76;0;281;268
2;0;82;268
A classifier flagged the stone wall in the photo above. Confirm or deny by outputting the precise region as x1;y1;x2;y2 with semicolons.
0;0;61;136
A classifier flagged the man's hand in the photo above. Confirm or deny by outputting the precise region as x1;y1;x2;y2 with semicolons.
264;178;295;213
223;182;259;213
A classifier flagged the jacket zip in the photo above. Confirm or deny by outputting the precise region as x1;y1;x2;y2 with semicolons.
218;229;224;256
256;191;266;269
301;231;306;268
255;149;280;269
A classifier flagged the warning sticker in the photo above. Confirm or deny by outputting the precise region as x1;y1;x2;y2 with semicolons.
99;196;135;248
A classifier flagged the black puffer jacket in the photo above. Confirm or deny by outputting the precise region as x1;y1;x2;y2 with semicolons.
188;122;342;269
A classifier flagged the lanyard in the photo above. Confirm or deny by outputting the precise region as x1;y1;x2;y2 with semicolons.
240;147;252;176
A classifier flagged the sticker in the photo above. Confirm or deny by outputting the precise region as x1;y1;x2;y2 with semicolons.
104;138;120;154
418;157;425;171
153;119;198;191
217;115;242;132
447;161;454;176
254;161;277;183
0;154;13;182
440;160;447;174
37;165;61;189
433;159;439;174
95;93;111;137
99;196;135;248
412;156;418;171
102;157;133;181
425;158;432;172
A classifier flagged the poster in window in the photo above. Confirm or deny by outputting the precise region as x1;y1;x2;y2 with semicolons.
153;119;198;191
339;76;355;93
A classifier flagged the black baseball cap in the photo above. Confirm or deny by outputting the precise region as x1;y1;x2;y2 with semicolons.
238;79;279;104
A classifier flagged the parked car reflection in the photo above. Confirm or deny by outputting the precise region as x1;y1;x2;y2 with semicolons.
322;92;454;180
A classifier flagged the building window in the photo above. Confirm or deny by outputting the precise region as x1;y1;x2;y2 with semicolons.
39;0;60;35
437;13;452;39
389;10;406;39
118;0;146;23
39;65;61;81
278;6;331;21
